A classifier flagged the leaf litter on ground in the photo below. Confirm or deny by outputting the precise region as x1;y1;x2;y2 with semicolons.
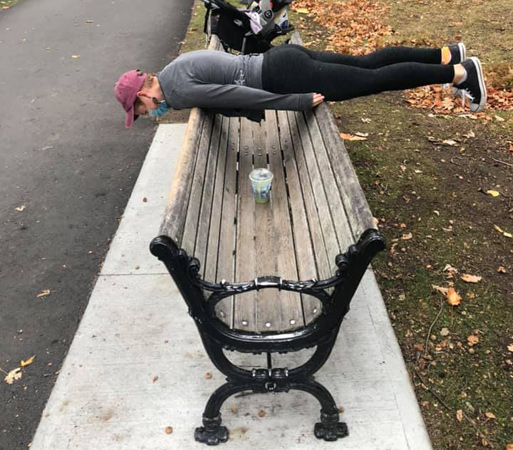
20;355;35;367
4;367;22;385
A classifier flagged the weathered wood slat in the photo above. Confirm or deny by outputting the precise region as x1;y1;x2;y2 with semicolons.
204;116;228;282
265;111;304;330
277;110;322;324
159;34;222;243
304;110;354;251
285;111;331;282
195;115;223;271
251;120;281;331
215;117;239;327
181;114;215;254
314;104;375;237
159;109;205;243
294;110;340;273
234;119;257;332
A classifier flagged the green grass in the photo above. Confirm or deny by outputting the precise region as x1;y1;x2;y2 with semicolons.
330;94;513;449
1;0;21;9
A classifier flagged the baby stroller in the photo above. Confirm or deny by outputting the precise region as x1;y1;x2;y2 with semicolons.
200;0;295;54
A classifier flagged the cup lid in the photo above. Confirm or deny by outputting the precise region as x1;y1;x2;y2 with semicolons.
249;168;273;182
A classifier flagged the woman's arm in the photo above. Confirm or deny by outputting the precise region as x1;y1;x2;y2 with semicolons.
179;83;315;111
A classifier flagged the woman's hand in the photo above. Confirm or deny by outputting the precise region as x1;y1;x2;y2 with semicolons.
312;93;325;107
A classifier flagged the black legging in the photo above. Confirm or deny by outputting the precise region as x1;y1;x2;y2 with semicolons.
262;44;455;101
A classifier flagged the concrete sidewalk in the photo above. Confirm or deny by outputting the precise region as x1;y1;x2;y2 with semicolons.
30;124;433;450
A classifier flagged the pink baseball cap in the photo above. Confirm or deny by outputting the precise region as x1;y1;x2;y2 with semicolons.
114;69;147;129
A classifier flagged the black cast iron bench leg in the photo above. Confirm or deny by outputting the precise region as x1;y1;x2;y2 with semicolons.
195;332;348;445
194;383;241;445
290;380;348;441
150;229;386;445
195;377;348;445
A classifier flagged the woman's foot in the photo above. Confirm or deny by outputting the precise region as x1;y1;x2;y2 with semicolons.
453;57;487;113
442;43;466;64
443;43;467;98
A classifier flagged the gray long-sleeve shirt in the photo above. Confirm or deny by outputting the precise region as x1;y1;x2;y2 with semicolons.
157;50;313;122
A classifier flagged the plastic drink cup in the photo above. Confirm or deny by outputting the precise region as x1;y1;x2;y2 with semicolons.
249;168;273;204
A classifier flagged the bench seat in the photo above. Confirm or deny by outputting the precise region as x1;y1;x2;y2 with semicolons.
150;33;386;445
160;107;376;334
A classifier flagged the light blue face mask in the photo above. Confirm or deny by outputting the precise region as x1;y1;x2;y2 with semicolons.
148;100;170;118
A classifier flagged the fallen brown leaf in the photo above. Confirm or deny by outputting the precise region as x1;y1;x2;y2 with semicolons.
484;412;496;419
494;224;505;233
20;355;35;367
37;289;51;298
349;135;367;141
494;224;513;238
443;264;458;278
339;132;367;141
467;335;479;346
432;285;449;296
446;287;462;306
4;368;22;385
460;274;482;283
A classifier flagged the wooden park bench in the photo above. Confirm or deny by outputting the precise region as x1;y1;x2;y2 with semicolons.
150;33;386;445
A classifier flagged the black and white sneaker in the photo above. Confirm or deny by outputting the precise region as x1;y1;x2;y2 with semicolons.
448;43;466;64
447;43;466;97
454;57;487;113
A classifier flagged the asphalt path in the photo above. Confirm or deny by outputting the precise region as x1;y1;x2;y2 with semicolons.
0;0;194;447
